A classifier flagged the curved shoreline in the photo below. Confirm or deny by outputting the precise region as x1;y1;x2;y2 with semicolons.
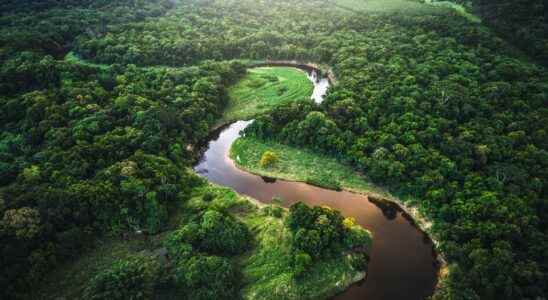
227;136;449;295
196;64;447;299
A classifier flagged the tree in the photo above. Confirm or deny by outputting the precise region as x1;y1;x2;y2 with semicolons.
198;210;251;255
259;150;278;168
2;207;41;240
293;251;312;278
83;255;160;300
174;255;239;300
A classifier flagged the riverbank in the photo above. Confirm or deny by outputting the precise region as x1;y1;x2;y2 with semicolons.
230;135;448;291
188;185;370;300
32;183;368;299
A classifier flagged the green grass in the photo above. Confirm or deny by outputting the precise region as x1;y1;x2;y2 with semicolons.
329;0;479;21
329;0;445;15
222;67;313;123
34;184;363;300
231;136;391;197
424;0;480;22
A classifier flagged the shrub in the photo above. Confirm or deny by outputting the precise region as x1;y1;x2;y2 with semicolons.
172;210;251;256
262;205;284;218
348;252;368;270
343;225;372;250
293;228;323;258
286;202;316;231
293;251;312;278
144;191;167;234
174;255;239;300
286;202;347;258
259;150;278;168
198;210;251;255
163;230;195;262
83;255;160;300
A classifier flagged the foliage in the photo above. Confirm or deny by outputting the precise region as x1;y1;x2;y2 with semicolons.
0;38;245;299
241;3;548;296
259;150;279;168
83;255;160;300
1;0;547;298
1;207;41;239
174;255;240;300
286;202;369;259
437;0;548;66
169;209;251;256
293;251;313;278
239;207;365;300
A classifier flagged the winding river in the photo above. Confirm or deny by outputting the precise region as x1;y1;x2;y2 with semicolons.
194;67;439;300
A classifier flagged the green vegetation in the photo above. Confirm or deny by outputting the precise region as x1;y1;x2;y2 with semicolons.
231;136;383;194
83;255;161;300
1;0;547;299
259;150;279;168
223;67;313;122
436;0;547;65
31;237;155;299
30;184;369;299
239;201;369;299
174;254;240;300
424;1;480;22
330;0;444;15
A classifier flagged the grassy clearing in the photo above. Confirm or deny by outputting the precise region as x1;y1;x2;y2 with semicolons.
424;0;480;22
222;67;313;123
34;184;362;300
329;0;478;22
231;136;391;197
329;0;445;15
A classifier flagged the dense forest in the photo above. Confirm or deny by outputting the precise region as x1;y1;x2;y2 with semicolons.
438;0;547;66
1;0;547;299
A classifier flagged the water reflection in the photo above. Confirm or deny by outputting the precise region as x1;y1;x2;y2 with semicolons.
261;176;277;183
368;196;399;220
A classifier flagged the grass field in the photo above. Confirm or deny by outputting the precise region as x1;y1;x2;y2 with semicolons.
222;67;313;123
328;0;477;21
230;136;391;197
329;0;443;14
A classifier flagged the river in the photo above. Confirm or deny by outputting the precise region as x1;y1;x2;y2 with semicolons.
194;67;439;300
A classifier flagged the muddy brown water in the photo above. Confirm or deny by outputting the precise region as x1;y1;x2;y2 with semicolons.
193;67;439;299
